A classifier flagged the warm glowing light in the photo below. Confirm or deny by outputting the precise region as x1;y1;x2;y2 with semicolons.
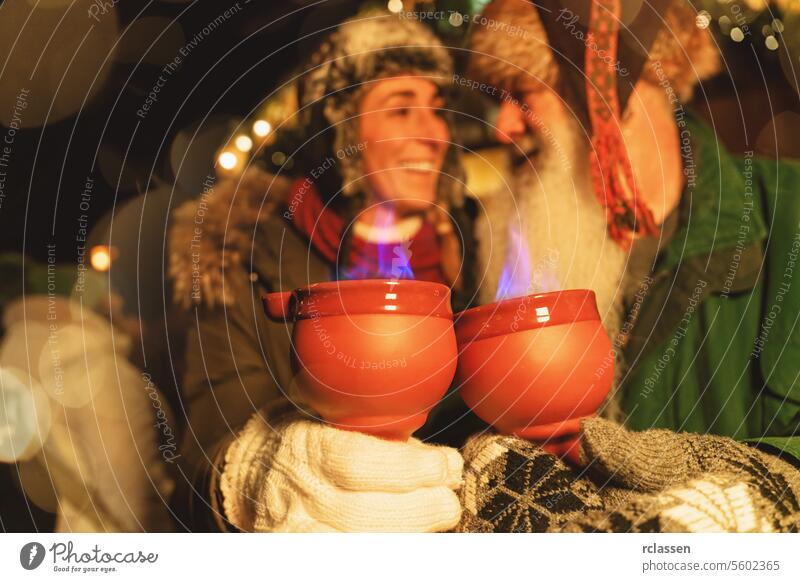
235;135;253;152
384;305;398;311
765;35;779;51
90;246;112;272
385;293;397;300
252;119;272;137
218;151;238;170
387;0;403;14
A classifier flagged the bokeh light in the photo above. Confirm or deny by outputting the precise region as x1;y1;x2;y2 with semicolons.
766;35;780;50
0;0;118;127
235;135;253;152
271;151;287;166
387;0;403;14
0;367;51;463
90;246;112;272
218;151;239;170
253;119;272;137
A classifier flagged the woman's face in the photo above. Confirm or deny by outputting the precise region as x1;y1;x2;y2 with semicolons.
357;76;450;216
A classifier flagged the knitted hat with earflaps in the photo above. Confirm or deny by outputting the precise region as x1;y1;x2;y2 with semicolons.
297;8;465;209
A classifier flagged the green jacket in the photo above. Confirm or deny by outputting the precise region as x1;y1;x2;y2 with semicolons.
621;114;800;462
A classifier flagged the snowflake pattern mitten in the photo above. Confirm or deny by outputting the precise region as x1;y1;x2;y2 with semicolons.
457;433;604;532
566;418;800;532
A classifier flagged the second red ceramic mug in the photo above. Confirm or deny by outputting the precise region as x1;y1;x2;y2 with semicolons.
454;289;614;462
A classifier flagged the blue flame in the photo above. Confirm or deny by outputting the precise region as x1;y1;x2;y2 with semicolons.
386;239;414;280
496;222;563;299
495;221;533;300
376;206;413;280
341;206;415;281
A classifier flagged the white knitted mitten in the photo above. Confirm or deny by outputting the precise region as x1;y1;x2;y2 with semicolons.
220;407;464;532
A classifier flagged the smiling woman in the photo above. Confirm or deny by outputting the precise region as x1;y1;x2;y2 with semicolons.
167;8;480;532
357;77;449;219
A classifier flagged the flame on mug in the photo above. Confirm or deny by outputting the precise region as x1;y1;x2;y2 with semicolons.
342;206;415;281
495;220;561;301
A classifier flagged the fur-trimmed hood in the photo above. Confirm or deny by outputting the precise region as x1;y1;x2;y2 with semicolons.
168;168;292;309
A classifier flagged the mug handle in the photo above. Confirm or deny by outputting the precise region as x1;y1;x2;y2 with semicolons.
262;291;293;321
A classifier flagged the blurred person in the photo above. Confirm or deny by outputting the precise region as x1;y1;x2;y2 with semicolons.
457;0;800;532
0;253;175;532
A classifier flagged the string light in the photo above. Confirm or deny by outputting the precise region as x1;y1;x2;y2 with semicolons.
719;15;732;35
696;11;711;30
218;151;238;170
235;135;253;152
387;0;403;14
90;246;112;271
765;35;779;50
253;119;272;137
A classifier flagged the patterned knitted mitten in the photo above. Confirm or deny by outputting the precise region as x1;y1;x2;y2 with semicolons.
560;473;787;532
568;418;800;532
457;433;604;532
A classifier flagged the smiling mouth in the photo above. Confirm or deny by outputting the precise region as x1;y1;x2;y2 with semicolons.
398;160;437;173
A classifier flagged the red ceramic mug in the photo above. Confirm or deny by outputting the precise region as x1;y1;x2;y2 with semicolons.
454;289;614;463
263;279;457;440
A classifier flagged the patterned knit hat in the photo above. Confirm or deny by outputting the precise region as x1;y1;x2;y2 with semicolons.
297;9;464;206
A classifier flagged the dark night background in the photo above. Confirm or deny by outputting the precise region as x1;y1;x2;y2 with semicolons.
2;0;799;263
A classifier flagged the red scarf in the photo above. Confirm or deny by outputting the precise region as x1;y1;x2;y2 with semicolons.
287;179;446;284
586;0;658;246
